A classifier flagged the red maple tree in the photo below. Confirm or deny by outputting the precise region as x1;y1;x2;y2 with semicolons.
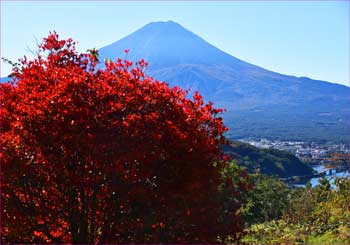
1;32;247;243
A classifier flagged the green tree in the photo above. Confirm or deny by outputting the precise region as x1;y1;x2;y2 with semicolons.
241;174;289;225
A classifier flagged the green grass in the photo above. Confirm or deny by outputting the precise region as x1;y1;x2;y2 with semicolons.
308;231;348;245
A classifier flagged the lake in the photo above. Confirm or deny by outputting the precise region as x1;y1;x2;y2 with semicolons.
300;165;350;188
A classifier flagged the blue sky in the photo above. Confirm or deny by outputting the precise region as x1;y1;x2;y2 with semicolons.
1;1;349;86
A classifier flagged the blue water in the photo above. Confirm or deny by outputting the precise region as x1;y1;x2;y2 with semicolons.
293;165;350;188
309;165;350;188
312;165;326;173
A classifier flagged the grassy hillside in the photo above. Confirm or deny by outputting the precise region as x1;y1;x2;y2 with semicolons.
223;141;314;178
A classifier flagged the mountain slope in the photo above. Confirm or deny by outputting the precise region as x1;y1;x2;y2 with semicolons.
99;21;350;143
3;21;348;142
223;141;314;178
99;21;254;70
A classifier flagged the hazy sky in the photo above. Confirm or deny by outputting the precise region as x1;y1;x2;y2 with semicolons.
1;1;349;86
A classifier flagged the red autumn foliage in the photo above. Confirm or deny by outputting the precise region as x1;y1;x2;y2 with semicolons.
0;32;246;243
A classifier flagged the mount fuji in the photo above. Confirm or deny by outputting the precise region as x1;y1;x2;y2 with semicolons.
98;21;350;142
3;21;349;142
